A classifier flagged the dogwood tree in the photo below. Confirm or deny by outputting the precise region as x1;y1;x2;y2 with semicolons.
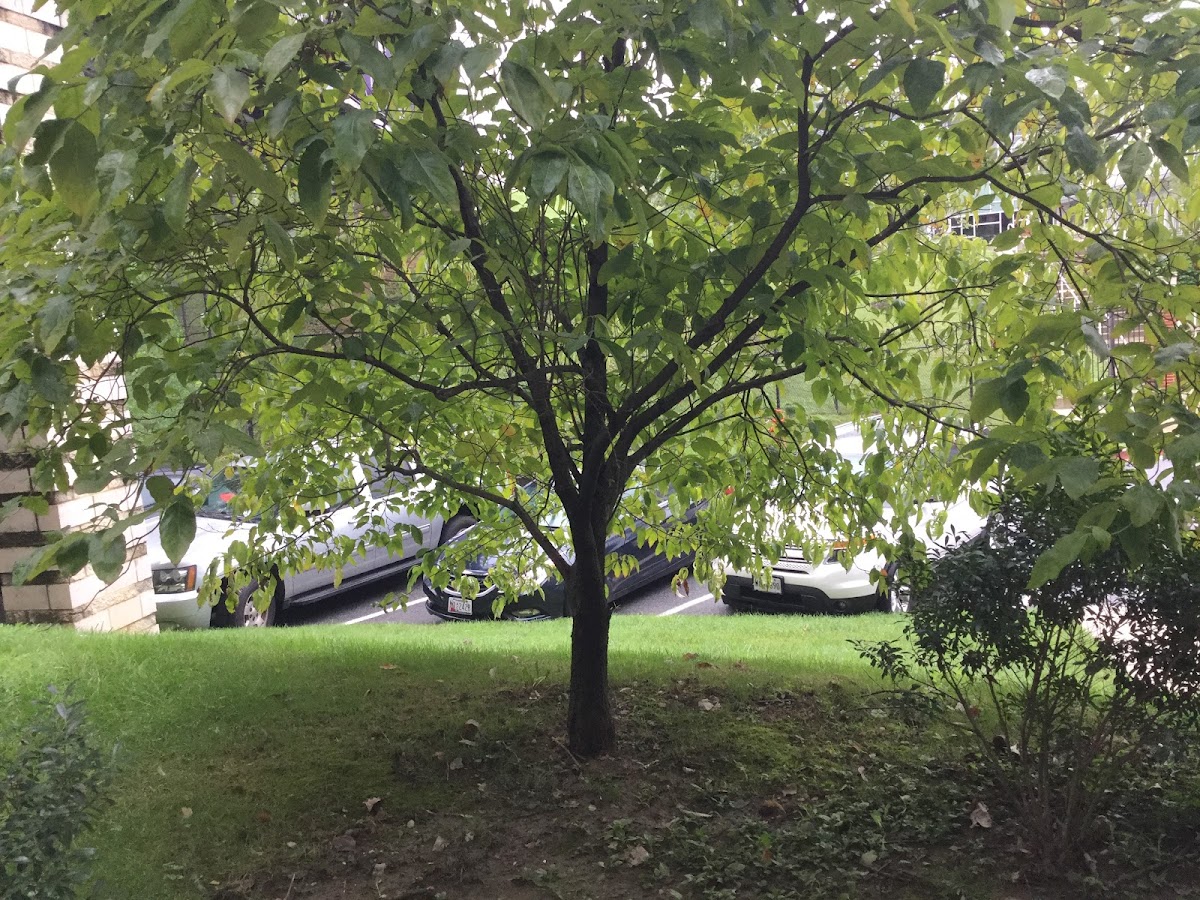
1;0;1198;754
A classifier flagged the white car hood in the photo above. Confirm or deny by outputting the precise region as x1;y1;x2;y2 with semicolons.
144;515;254;570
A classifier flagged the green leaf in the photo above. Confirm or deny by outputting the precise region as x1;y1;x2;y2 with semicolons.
781;331;806;364
1025;66;1066;99
88;530;127;584
567;163;614;242
262;31;308;84
1056;457;1100;500
332;109;376;171
1150;138;1189;181
30;356;72;405
527;151;570;198
47;121;99;217
501;60;552;129
209;66;252;125
159;498;197;566
841;192;870;222
969;377;1005;422
903;59;945;113
999;378;1029;422
37;295;73;354
214;140;285;200
1118;141;1153;187
1121;484;1161;528
1065;128;1102;175
299;141;333;225
342;335;366;360
262;216;296;270
163;158;199;232
401;150;458;206
145;474;176;506
10;543;60;586
1028;529;1090;588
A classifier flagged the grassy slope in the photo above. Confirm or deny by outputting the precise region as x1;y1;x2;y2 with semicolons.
0;616;901;898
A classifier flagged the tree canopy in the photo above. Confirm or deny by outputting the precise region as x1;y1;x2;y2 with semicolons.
2;0;1199;753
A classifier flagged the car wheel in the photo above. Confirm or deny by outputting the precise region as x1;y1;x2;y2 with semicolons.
881;581;914;614
439;513;475;545
213;579;281;628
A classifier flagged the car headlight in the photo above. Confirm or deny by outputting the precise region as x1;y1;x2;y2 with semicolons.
153;566;196;594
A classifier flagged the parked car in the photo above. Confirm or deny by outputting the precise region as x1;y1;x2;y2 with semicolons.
146;460;473;628
721;497;984;614
423;486;701;621
722;422;984;614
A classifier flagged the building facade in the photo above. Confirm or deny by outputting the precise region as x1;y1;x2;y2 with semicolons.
0;2;157;631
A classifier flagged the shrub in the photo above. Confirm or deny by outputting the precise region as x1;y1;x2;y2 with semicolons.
858;476;1200;875
1;686;111;900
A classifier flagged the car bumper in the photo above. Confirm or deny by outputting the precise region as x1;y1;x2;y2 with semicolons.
721;574;881;614
422;577;566;621
154;591;213;630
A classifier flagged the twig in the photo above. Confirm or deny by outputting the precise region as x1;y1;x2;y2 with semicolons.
552;736;583;771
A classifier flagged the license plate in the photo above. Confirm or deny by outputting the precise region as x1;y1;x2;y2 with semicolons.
756;576;783;594
448;597;473;615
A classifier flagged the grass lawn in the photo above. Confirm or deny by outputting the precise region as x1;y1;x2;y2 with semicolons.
1;616;1196;899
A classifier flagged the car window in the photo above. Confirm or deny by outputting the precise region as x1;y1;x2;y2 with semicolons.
363;460;413;500
197;471;242;519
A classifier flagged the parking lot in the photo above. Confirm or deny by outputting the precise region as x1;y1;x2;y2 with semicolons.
284;574;731;626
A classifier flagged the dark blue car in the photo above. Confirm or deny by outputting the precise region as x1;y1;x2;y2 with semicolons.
423;488;701;621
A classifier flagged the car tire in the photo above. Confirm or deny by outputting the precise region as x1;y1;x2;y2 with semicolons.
439;513;474;545
213;578;281;628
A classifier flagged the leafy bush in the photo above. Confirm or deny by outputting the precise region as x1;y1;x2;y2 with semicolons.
858;474;1200;875
1;687;111;900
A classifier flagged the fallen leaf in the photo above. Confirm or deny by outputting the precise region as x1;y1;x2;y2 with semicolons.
861;849;878;866
380;663;397;670
733;660;748;670
626;845;650;867
858;765;868;781
373;862;387;877
462;719;481;741
286;841;297;848
331;833;357;852
364;797;383;815
180;807;193;819
970;801;993;829
697;698;715;711
449;757;464;771
255;809;272;824
683;652;699;660
488;667;497;678
432;835;447;852
758;799;785;819
696;661;716;669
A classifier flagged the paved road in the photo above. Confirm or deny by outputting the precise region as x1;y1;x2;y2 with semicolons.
283;571;732;627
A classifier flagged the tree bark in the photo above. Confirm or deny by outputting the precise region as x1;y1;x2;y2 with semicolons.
565;521;616;757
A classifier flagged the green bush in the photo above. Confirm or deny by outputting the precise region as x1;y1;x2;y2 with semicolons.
1;686;111;900
858;472;1200;875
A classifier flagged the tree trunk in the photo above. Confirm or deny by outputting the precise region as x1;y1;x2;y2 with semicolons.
565;524;616;757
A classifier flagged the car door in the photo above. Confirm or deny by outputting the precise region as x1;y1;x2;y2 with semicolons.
283;462;374;598
362;462;437;571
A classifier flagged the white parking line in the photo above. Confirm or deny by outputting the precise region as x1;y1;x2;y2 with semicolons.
344;596;427;624
657;592;715;616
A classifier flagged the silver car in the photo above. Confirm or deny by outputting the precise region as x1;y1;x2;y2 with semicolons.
146;460;472;628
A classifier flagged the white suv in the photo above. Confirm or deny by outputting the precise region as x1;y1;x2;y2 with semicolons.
146;460;471;628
